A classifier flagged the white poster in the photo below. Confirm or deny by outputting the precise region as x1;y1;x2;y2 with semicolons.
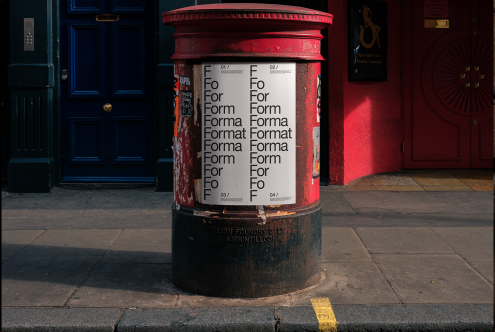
202;63;296;205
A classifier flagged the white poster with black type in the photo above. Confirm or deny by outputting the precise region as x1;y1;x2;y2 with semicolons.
202;63;296;205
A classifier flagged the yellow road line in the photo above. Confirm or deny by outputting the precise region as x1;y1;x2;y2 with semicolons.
311;297;337;332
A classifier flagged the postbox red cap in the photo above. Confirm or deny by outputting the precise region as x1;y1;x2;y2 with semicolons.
162;3;332;22
162;3;332;60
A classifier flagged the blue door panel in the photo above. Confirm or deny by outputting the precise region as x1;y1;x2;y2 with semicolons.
68;23;104;97
68;0;103;13
69;117;104;163
112;117;147;163
111;0;146;13
61;0;156;182
111;23;146;97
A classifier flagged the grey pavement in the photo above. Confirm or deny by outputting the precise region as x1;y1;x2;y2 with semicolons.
1;186;493;331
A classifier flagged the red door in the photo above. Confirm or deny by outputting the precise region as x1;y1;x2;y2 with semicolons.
403;0;493;169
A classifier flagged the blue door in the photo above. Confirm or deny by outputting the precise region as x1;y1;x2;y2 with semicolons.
60;0;156;182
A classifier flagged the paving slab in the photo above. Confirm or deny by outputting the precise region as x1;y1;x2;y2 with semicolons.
290;262;399;305
342;191;492;215
117;307;276;332
68;263;177;308
32;229;121;249
2;192;89;218
355;227;454;254
1;230;45;263
102;229;172;263
368;173;420;186
322;211;493;227
344;184;376;191
374;254;493;303
9;229;121;261
321;228;371;262
2;230;121;307
1;308;121;332
2;258;100;307
407;171;467;186
446;169;493;179
421;185;473;191
470;261;494;284
320;191;356;216
431;227;494;262
374;185;425;191
343;177;374;187
1;214;172;230
459;178;494;186
471;185;494;191
1;190;174;230
83;192;173;216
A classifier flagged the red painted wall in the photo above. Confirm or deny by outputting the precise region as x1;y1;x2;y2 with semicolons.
327;0;402;184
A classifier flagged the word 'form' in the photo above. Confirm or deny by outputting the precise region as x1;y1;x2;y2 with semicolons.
202;63;296;205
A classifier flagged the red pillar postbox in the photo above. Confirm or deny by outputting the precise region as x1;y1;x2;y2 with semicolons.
163;4;332;298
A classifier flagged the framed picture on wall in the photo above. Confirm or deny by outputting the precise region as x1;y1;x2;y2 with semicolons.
348;0;387;81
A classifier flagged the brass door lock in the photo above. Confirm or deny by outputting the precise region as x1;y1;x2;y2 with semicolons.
103;103;112;112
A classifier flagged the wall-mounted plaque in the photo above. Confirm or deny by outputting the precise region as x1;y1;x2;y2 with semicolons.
348;0;387;81
424;0;448;18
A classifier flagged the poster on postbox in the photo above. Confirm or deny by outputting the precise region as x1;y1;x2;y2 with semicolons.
202;63;296;205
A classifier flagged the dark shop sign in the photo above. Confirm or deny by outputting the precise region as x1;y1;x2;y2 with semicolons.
348;0;387;81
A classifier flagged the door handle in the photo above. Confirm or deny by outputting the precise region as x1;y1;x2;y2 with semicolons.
103;103;112;112
473;82;480;88
459;73;465;79
61;69;68;81
464;82;471;88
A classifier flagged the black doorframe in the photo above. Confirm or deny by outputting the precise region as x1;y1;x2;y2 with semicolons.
1;0;12;183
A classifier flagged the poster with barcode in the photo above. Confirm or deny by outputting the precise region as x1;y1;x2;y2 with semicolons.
202;63;296;205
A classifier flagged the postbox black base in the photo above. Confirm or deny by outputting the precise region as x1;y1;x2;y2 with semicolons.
171;202;322;298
